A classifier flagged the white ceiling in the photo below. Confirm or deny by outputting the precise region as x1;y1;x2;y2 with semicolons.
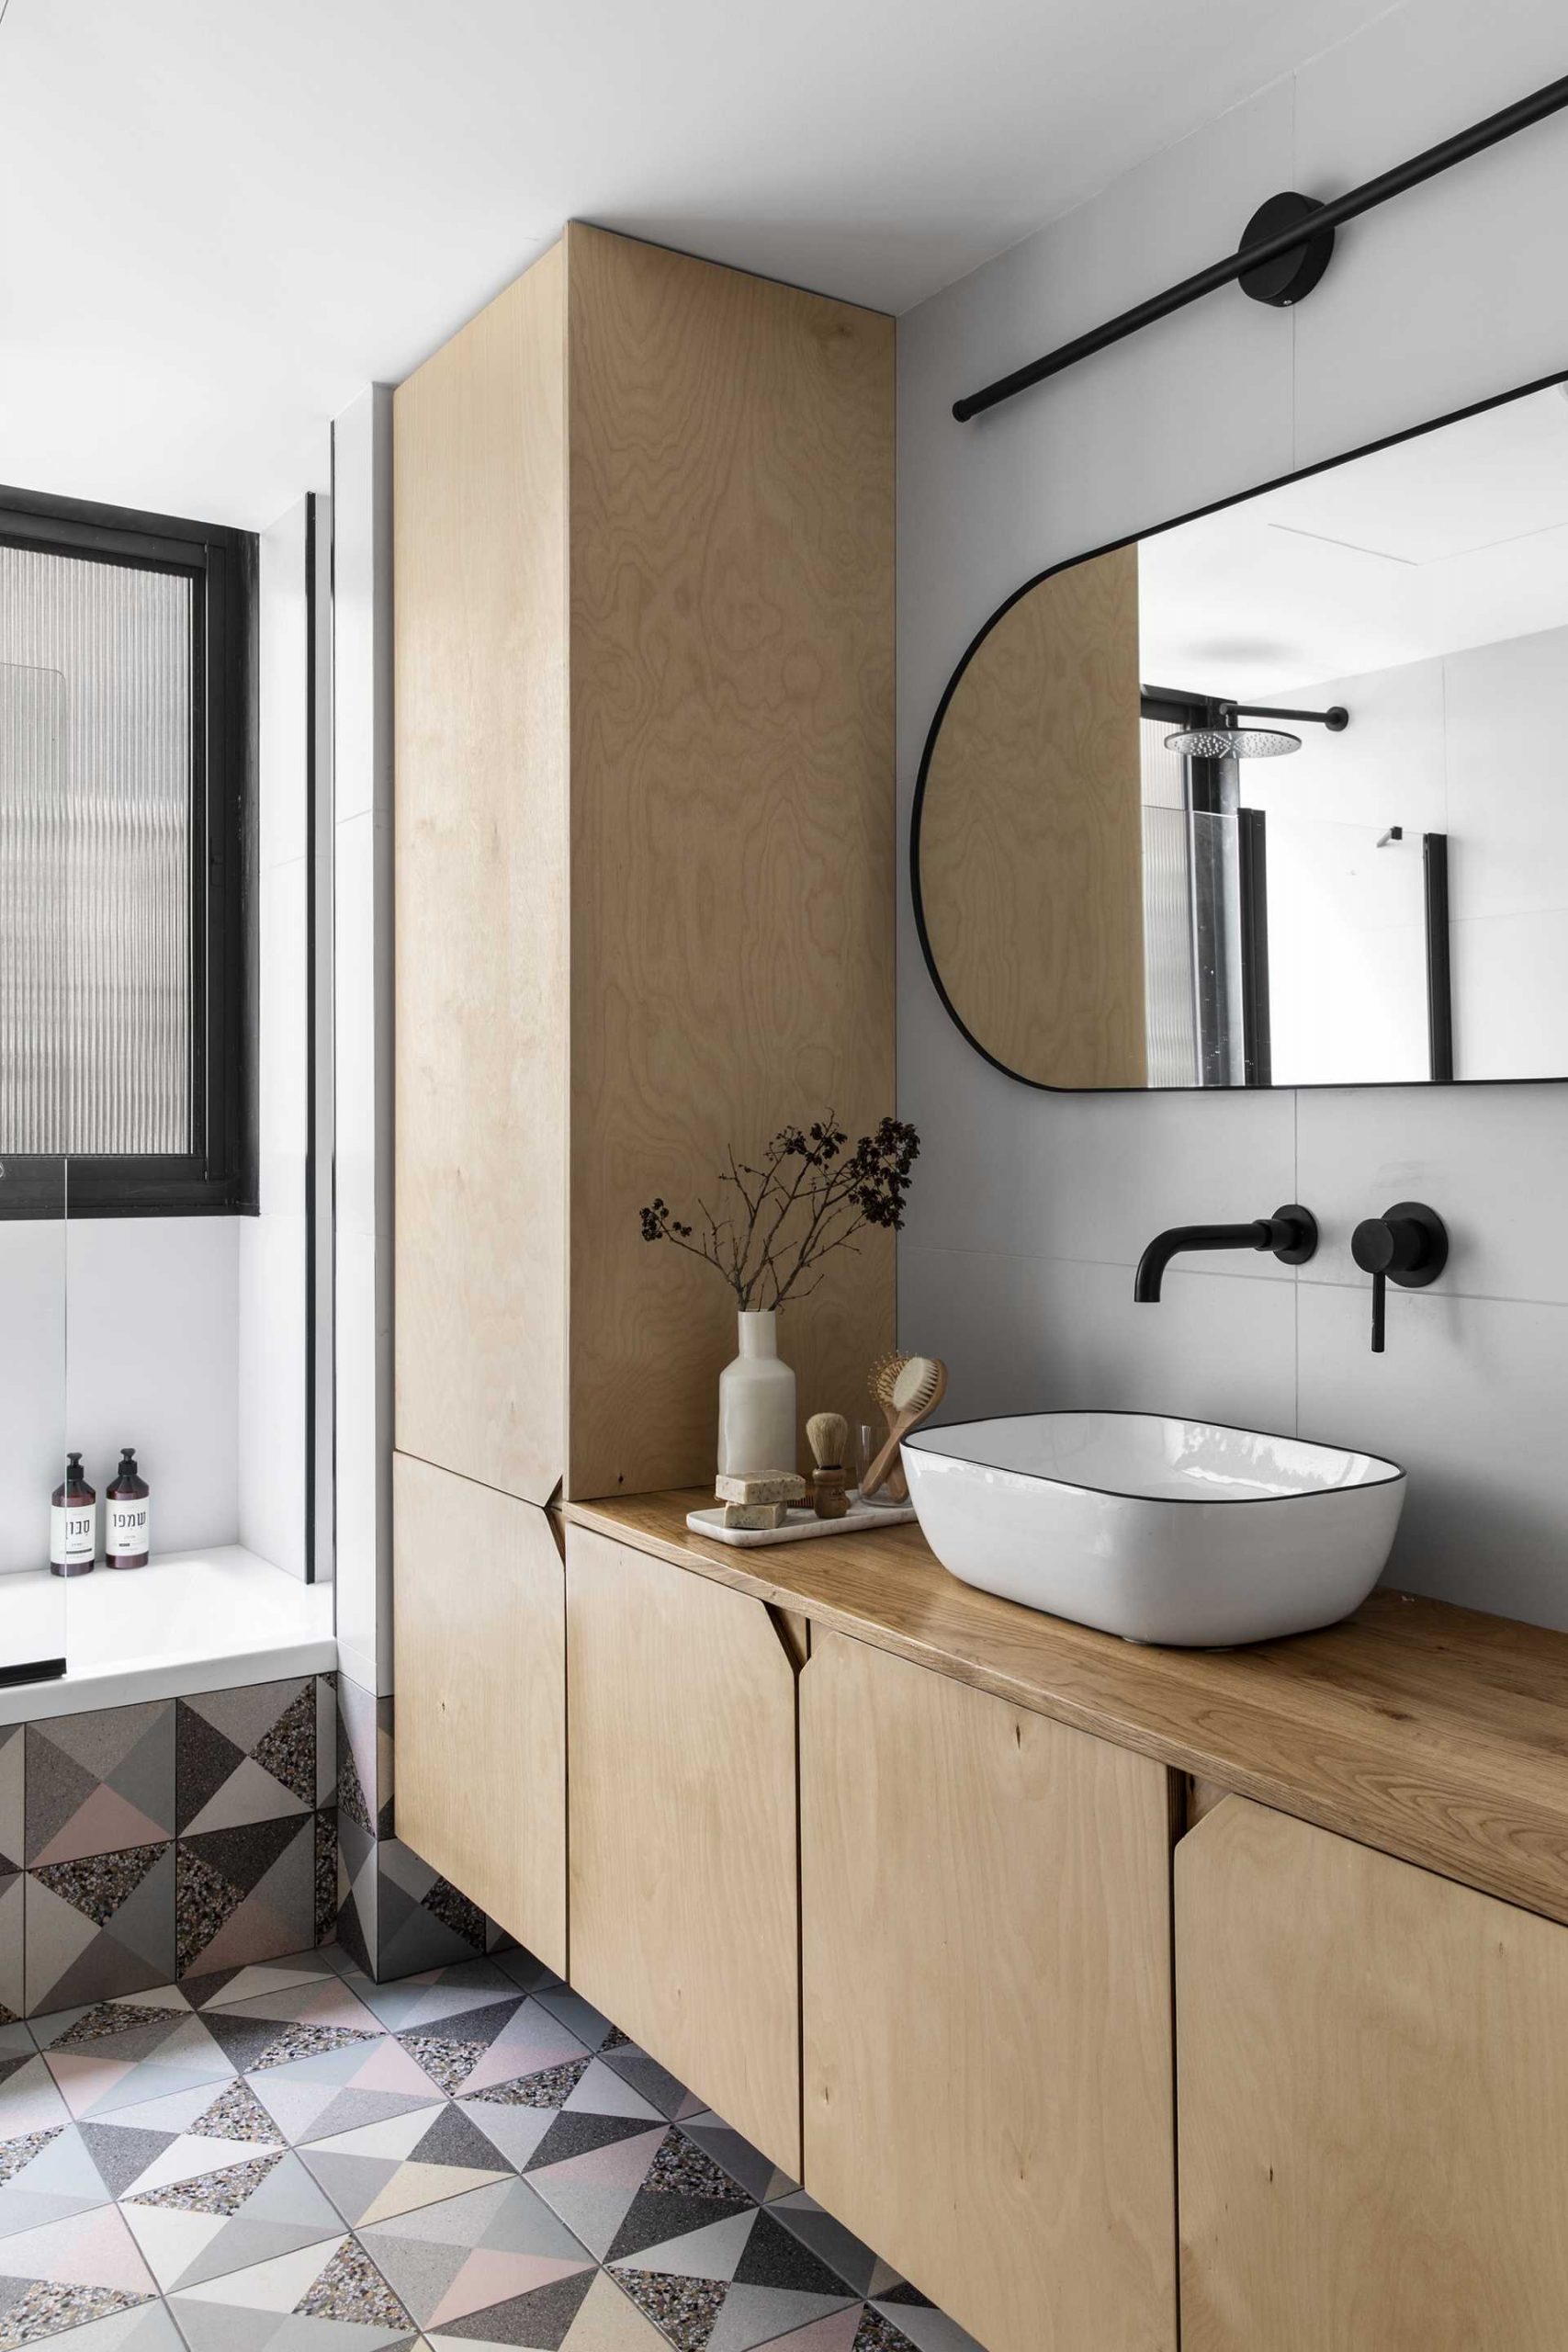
1139;382;1568;696
0;0;1398;528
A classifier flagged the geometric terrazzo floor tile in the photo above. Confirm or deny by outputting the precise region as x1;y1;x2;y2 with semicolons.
120;2147;349;2291
215;1975;388;2038
28;2303;187;2349
245;2074;446;2153
610;2271;728;2349
0;2052;72;2143
557;2061;668;2128
595;2045;699;2126
182;1954;345;2013
862;2294;983;2352
761;2193;902;2302
530;1992;618;2057
396;1998;592;2102
298;2102;518;2227
343;1962;536;2038
29;1997;195;2062
167;2231;420;2350
38;2011;238;2121
679;2115;796;2209
0;2200;157;2335
356;2177;597;2335
0;2120;121;2238
519;2131;670;2266
705;2278;861;2351
528;2264;669;2350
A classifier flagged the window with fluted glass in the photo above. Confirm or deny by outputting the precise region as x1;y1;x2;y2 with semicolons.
0;493;254;1214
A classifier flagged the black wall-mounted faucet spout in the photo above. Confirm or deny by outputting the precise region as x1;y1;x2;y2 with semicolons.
1134;1204;1319;1301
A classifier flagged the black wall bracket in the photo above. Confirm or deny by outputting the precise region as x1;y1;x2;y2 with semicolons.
953;72;1568;421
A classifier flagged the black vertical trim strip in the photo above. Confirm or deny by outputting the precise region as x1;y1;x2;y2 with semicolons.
1237;808;1272;1089
1425;831;1454;1083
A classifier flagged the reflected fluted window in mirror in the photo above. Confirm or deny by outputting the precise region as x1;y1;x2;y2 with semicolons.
911;371;1568;1089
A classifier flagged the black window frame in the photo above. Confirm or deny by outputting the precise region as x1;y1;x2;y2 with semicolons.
0;483;257;1217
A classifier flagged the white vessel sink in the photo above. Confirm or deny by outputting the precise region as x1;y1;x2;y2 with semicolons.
902;1411;1405;1647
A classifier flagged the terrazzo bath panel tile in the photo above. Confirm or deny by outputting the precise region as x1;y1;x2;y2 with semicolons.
25;1842;176;2012
175;1678;317;1837
26;1701;175;1867
176;1815;317;1979
0;1873;22;2018
0;1724;23;1875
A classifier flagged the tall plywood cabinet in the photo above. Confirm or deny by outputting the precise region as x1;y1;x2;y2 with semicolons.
391;224;895;1949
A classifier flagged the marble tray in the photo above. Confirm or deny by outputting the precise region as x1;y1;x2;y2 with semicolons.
686;1497;919;1547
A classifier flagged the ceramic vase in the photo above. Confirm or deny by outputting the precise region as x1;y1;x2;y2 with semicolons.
717;1309;796;1476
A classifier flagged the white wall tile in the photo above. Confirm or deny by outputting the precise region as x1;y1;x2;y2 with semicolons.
332;389;392;828
1297;1081;1568;1304
62;1216;240;1556
257;856;309;1219
257;501;310;873
1291;4;1568;472
901;1246;1300;1437
0;1221;67;1576
1297;1282;1568;1629
237;1213;307;1577
333;809;390;1243
335;1222;391;1694
898;3;1568;1623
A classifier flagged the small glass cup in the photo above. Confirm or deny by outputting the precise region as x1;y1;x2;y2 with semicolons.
856;1422;906;1508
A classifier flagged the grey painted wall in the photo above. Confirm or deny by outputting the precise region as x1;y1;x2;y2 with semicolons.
897;0;1568;1628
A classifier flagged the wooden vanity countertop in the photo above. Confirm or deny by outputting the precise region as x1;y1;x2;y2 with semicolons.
566;1488;1568;1929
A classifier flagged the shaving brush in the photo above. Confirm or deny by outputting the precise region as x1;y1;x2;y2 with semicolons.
807;1411;851;1520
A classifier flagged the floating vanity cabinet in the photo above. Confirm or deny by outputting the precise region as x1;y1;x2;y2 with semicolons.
1178;1797;1568;2351
565;1525;804;2176
393;220;895;1510
801;1627;1178;2352
391;1454;567;1976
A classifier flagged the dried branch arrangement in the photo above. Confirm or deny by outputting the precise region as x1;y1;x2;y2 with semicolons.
639;1114;919;1311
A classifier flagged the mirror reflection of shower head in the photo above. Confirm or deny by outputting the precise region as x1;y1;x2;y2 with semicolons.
1165;701;1349;760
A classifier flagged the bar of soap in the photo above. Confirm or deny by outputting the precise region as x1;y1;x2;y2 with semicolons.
721;1500;791;1531
714;1472;806;1506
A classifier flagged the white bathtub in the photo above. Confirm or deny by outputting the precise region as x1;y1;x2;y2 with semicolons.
0;1545;334;1724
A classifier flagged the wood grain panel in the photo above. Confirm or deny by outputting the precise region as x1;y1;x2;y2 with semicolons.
393;241;568;1504
567;1489;1568;1931
919;544;1145;1088
564;222;896;1499
1179;1797;1568;2350
565;1522;802;2173
392;1452;567;1975
802;1628;1176;2352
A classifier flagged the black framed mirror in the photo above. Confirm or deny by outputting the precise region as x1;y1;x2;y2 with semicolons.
912;368;1568;1090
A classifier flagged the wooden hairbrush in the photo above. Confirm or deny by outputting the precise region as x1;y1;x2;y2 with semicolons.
860;1355;947;1501
867;1351;911;1500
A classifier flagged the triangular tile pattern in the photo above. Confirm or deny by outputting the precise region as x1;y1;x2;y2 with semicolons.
0;1942;983;2350
176;1815;316;1980
25;1843;176;2014
4;1677;346;2020
26;1702;175;1868
177;1679;317;1837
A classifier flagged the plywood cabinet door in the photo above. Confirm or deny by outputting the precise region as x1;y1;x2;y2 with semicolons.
391;1452;567;1976
565;1525;802;2176
1178;1796;1568;2351
801;1627;1177;2352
